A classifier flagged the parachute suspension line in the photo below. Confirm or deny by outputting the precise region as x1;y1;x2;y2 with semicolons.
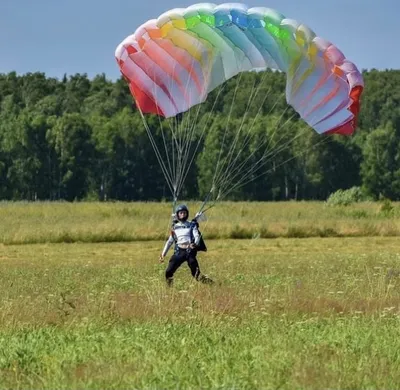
175;81;228;210
216;104;294;194
198;187;222;215
164;52;204;201
217;108;327;201
236;78;287;157
160;45;189;234
166;98;201;201
212;48;321;201
216;67;317;198
197;185;216;215
216;107;301;199
211;70;274;192
177;83;228;205
158;53;202;201
211;97;295;202
166;81;229;214
138;64;302;213
172;195;178;222
212;72;245;182
159;55;182;231
217;116;308;200
207;70;282;204
116;2;364;214
139;68;337;212
170;51;208;201
218;73;342;199
148;73;177;199
195;78;254;213
170;74;228;203
224;132;335;197
179;54;200;155
170;114;177;194
187;69;295;210
167;119;182;199
174;98;203;199
167;116;185;197
209;71;245;195
197;70;277;211
148;72;180;202
138;108;175;197
214;89;273;193
141;58;227;208
157;53;228;205
158;112;177;195
212;75;264;187
208;75;260;200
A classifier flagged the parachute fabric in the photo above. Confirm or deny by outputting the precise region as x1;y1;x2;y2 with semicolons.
115;3;364;136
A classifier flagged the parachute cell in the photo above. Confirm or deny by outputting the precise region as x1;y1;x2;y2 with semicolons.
115;2;363;135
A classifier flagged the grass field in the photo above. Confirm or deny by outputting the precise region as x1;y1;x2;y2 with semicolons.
0;202;400;388
0;200;399;245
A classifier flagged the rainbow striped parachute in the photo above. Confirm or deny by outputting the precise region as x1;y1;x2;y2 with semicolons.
115;2;363;136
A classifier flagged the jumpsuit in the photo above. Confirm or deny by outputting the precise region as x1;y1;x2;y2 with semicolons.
161;220;209;284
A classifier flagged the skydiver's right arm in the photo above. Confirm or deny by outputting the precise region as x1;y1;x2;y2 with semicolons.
161;234;175;258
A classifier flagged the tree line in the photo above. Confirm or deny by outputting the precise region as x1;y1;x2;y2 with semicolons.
0;68;399;202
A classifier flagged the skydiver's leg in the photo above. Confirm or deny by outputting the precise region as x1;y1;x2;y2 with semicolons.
165;250;186;286
187;251;201;280
187;252;214;284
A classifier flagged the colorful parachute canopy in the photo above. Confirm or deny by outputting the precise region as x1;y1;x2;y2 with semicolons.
115;3;364;135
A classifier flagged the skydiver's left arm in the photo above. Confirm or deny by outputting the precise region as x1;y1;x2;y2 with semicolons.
191;224;201;246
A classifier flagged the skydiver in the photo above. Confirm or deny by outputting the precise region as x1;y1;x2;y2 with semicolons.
159;204;213;286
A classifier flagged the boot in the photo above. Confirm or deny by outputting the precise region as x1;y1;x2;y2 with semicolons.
198;274;214;285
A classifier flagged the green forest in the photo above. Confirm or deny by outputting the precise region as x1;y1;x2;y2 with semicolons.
0;69;399;202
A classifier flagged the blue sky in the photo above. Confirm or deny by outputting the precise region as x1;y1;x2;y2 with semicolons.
0;0;397;80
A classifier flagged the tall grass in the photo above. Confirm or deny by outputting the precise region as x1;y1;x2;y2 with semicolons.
2;318;399;389
1;236;400;388
0;200;399;244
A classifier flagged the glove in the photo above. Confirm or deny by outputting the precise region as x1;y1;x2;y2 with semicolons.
195;212;207;222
